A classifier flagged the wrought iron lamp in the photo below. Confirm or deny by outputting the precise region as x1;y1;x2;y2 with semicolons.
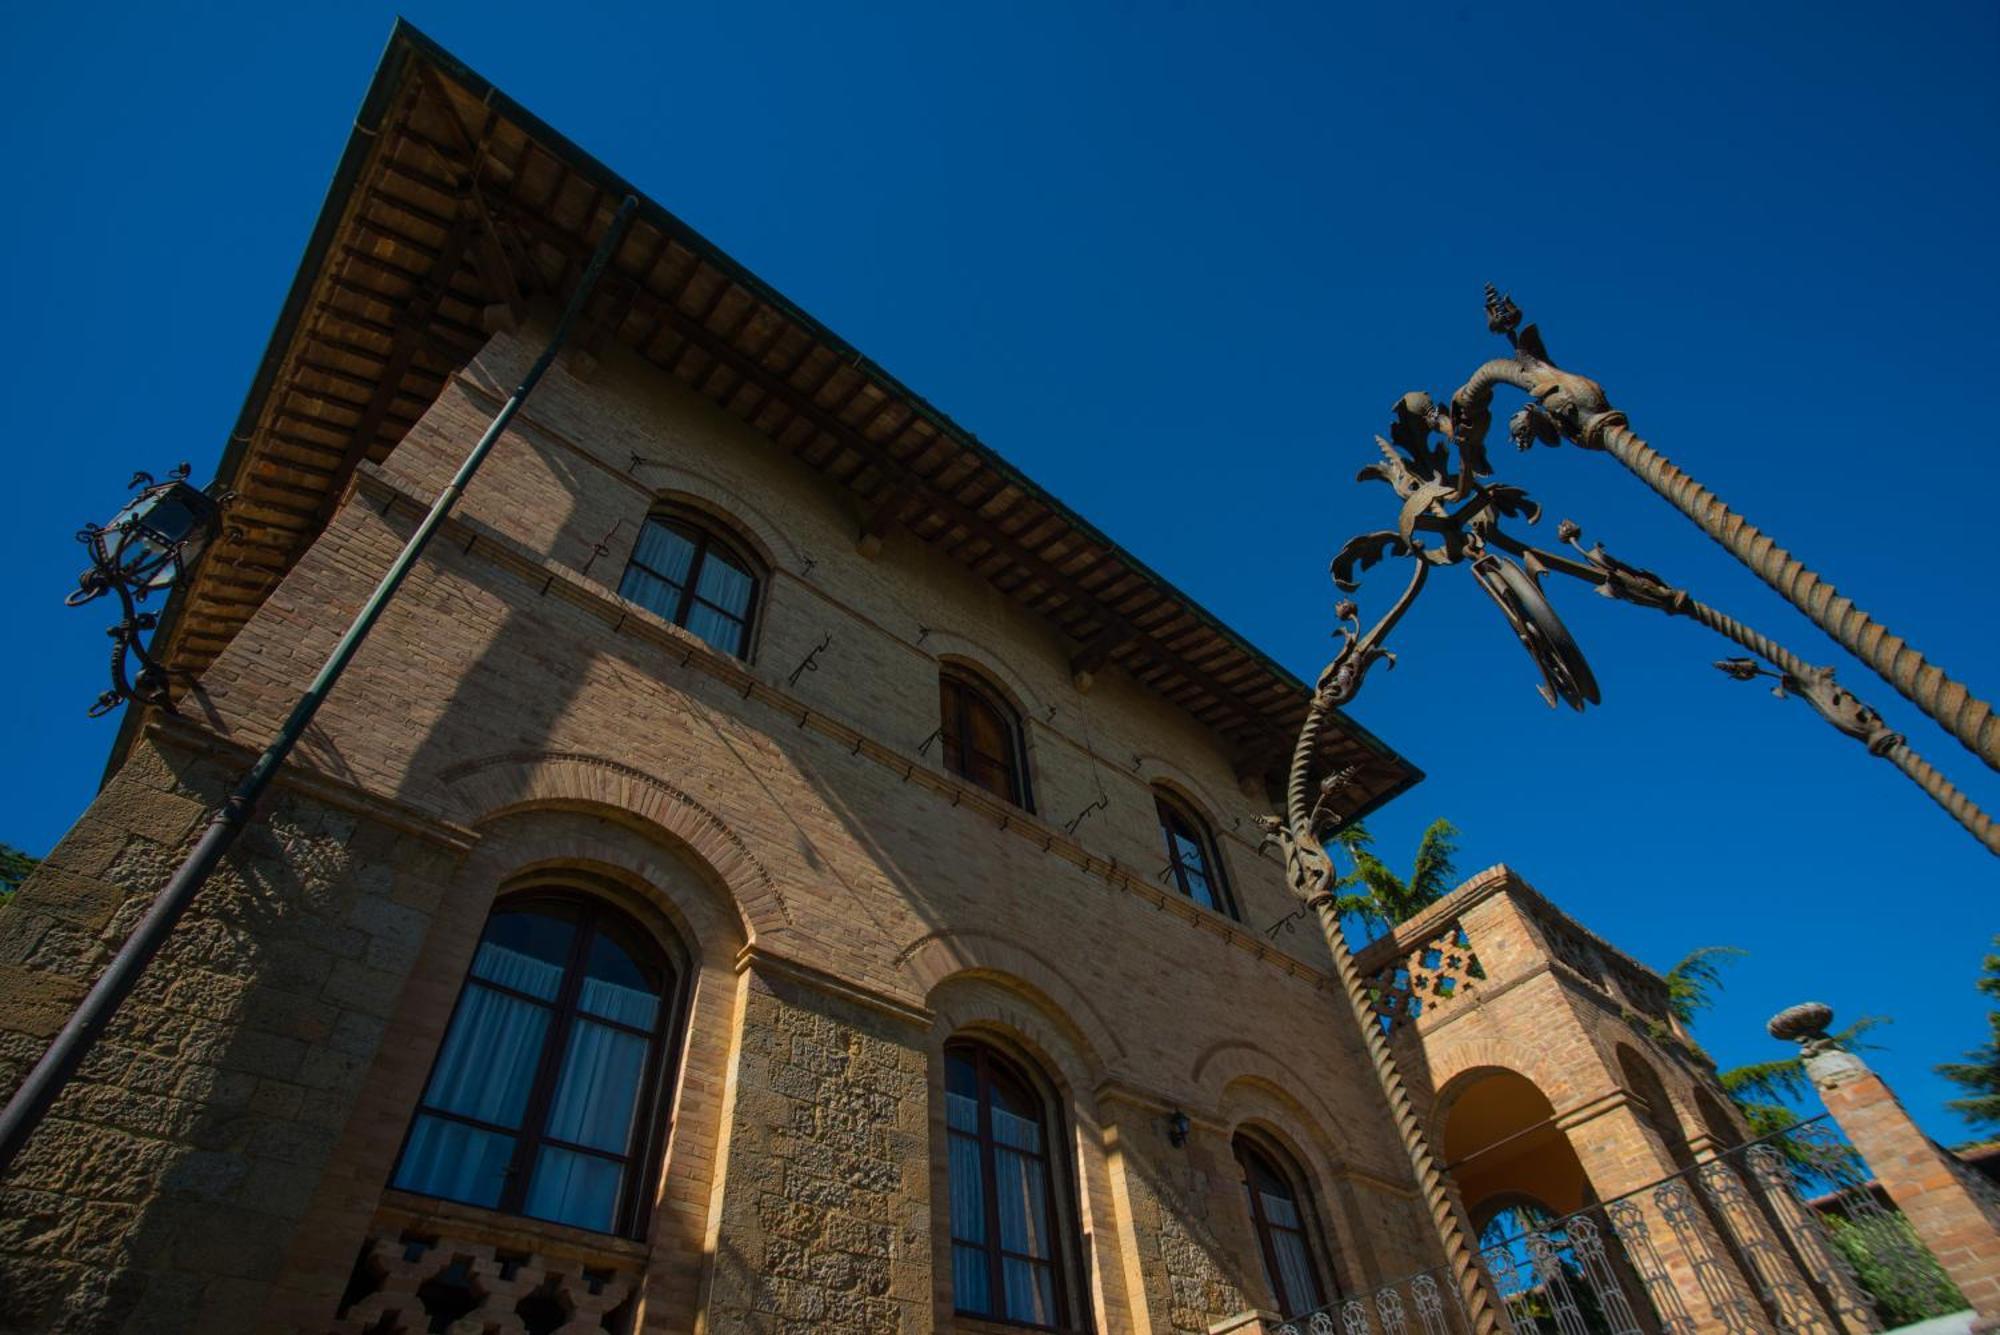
67;463;231;716
1167;1108;1191;1148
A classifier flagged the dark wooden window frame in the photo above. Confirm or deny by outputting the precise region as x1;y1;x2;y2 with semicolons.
1154;788;1237;919
939;668;1034;812
392;893;684;1240
945;1040;1071;1330
1234;1134;1334;1317
620;511;762;660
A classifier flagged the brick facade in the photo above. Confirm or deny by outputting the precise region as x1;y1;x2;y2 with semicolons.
0;329;1445;1332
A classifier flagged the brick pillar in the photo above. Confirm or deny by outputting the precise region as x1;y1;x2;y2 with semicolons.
1776;1002;2000;1329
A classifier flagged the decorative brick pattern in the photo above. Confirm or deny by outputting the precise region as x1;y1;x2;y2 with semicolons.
334;1226;641;1334
1366;921;1484;1031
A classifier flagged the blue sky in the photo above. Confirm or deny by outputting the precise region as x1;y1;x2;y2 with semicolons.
2;2;1994;1141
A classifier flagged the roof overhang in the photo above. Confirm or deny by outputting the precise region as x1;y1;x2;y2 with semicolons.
135;20;1422;822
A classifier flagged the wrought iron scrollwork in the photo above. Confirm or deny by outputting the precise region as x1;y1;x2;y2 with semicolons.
1286;292;1996;854
66;464;234;718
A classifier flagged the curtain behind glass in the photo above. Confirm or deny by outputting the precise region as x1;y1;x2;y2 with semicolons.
420;983;550;1127
525;1144;622;1232
395;1115;514;1207
544;1020;647;1153
683;601;746;657
630;521;696;585
1271;1228;1322;1314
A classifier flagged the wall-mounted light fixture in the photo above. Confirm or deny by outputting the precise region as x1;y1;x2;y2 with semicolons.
67;464;232;716
1167;1108;1191;1148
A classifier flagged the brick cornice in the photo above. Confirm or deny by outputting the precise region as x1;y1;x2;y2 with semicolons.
736;943;934;1030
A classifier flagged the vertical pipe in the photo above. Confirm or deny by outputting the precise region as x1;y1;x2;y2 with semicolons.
0;195;640;1181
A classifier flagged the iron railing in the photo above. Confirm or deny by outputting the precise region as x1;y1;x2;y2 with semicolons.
1276;1116;1963;1335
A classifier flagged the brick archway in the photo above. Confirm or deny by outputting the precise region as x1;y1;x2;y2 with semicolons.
899;927;1126;1074
433;750;791;939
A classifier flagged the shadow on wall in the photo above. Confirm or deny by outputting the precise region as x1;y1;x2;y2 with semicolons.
0;740;460;1333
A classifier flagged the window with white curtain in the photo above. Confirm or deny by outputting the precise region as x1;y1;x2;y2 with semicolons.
616;510;761;659
391;897;676;1237
945;1040;1069;1328
1235;1134;1332;1317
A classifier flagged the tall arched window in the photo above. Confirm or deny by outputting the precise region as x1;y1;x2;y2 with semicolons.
939;669;1032;810
392;896;678;1237
617;509;761;658
1235;1135;1330;1317
1156;788;1234;918
945;1041;1067;1327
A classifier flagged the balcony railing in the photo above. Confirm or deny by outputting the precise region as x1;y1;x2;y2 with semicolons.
1274;1117;1964;1335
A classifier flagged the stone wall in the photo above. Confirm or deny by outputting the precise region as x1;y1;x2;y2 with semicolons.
704;963;931;1333
0;735;465;1332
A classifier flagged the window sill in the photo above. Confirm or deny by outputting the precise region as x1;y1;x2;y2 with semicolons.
375;1189;652;1266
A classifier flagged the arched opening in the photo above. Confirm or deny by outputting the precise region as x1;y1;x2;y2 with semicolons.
389;889;686;1238
938;665;1033;811
1154;785;1236;919
617;506;763;659
1440;1068;1592;1226
1233;1130;1337;1316
942;1037;1075;1328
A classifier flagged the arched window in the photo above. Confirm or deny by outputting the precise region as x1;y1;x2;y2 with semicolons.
945;1041;1067;1327
1235;1135;1330;1317
617;510;760;658
392;896;678;1237
939;669;1032;810
1155;788;1234;917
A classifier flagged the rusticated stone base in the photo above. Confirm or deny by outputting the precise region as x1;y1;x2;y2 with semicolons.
702;959;932;1334
0;735;465;1334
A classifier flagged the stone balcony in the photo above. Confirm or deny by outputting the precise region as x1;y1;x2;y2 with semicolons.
1351;864;1687;1050
331;1191;647;1334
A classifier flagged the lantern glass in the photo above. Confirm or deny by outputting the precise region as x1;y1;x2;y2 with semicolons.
102;482;219;591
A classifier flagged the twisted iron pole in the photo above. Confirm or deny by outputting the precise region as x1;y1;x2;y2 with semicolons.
1261;560;1507;1335
1462;289;1998;774
1488;522;1999;856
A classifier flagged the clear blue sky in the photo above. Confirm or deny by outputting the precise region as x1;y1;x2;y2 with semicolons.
2;3;1994;1141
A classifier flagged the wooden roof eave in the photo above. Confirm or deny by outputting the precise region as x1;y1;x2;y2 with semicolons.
114;19;1421;825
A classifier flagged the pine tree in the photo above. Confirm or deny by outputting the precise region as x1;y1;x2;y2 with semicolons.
1937;937;2000;1133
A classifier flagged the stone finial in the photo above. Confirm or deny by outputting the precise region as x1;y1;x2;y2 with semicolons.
1770;1001;1870;1086
1767;1000;1835;1049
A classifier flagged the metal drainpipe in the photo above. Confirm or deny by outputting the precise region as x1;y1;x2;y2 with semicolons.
0;195;640;1181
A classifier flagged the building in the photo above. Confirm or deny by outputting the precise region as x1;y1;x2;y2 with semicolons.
0;24;1912;1335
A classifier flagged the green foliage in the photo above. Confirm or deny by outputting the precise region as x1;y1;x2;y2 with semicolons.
0;842;38;907
1826;1211;1965;1326
1664;945;1889;1153
1937;937;2000;1132
1329;818;1460;939
1663;945;1747;1025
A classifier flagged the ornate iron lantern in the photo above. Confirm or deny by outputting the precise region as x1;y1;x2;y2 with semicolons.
67;464;231;716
